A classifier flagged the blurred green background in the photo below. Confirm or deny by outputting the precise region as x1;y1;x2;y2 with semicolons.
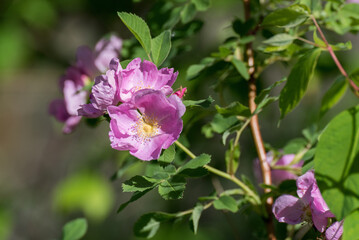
0;0;358;239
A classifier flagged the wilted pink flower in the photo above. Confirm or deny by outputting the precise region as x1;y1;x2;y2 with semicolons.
108;89;185;161
79;57;178;118
254;152;303;185
325;221;343;240
174;87;187;99
273;170;335;232
49;35;122;133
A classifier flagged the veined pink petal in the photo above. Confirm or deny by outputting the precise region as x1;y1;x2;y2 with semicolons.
325;221;344;240
272;194;306;225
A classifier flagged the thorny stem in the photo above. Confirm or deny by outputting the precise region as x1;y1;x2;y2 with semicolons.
174;141;261;205
243;0;276;239
310;15;359;97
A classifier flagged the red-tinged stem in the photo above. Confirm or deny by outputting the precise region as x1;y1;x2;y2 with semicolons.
243;0;276;239
310;15;359;95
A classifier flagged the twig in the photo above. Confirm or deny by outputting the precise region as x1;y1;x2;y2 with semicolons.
243;0;276;239
310;15;359;96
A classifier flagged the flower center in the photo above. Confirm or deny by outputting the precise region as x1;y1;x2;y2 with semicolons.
132;114;159;143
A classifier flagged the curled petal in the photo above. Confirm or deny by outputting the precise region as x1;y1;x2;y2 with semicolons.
273;195;305;225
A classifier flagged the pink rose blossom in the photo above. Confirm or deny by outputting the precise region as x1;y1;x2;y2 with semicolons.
108;89;185;161
49;35;122;133
273;170;335;233
79;57;178;118
254;152;304;185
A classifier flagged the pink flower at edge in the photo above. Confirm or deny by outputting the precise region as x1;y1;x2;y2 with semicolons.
272;170;335;233
49;35;122;133
108;89;185;161
254;152;304;185
79;57;179;118
325;220;344;240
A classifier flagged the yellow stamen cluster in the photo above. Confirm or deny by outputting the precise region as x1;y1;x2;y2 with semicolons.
132;114;159;144
133;80;152;92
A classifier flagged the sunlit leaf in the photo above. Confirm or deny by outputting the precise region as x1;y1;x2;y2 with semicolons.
118;12;152;56
151;30;171;66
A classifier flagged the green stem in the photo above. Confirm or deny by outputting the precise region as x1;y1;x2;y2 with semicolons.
174;141;261;205
228;118;251;175
175;202;213;218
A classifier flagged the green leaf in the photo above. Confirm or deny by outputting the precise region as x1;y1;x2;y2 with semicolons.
262;8;308;28
254;96;278;115
231;58;249;80
279;48;321;118
117;189;152;213
180;3;197;24
118;12;152;56
340;3;359;19
313;30;326;48
343;210;359;240
186;64;206;80
213;195;238;213
164;6;183;29
256;78;286;104
122;175;159;192
186;57;215;80
263;44;292;53
331;41;352;51
319;76;347;118
210;114;238;134
315;106;359;219
134;212;176;238
215;102;251;117
263;34;296;46
283;138;307;154
158;145;176;164
151;30;171;67
183;96;214;108
62;218;87;240
178;154;211;172
191;0;211;11
158;175;186;200
190;204;204;234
